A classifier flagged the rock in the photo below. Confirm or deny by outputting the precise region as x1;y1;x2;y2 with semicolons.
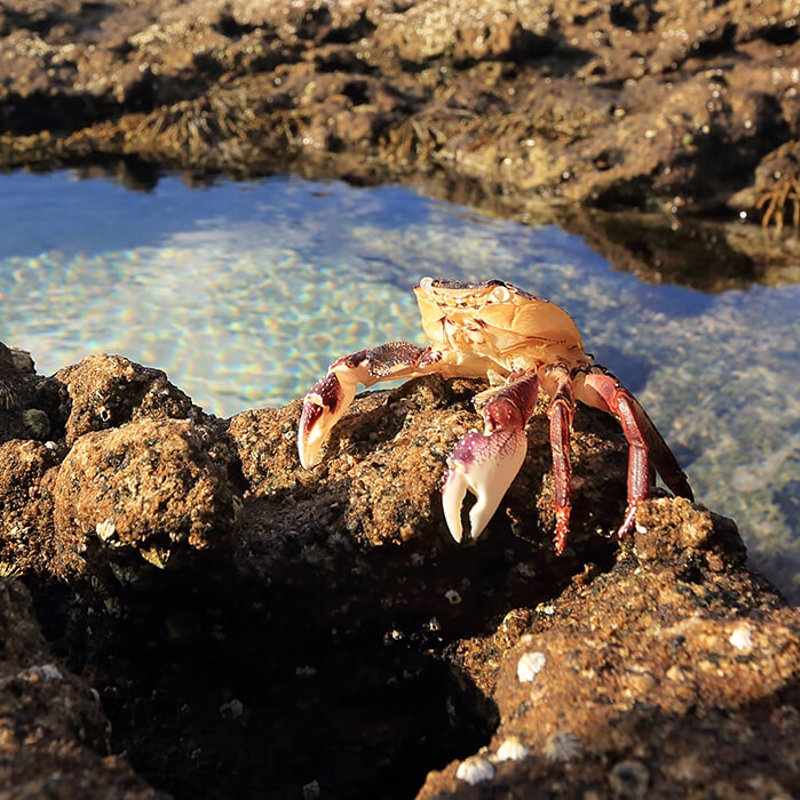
416;500;800;799
229;374;629;552
1;348;798;799
0;579;169;800
0;352;237;581
0;439;62;576
44;353;200;446
0;0;798;217
0;342;48;443
53;416;241;573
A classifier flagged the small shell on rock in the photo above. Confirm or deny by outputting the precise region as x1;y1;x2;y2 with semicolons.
302;780;321;800
95;519;117;542
496;735;530;762
456;755;495;785
543;731;581;762
219;698;244;719
729;623;754;653
517;651;547;682
22;663;63;682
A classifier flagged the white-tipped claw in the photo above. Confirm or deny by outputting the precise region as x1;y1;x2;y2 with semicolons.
297;372;355;469
441;428;527;542
442;465;468;543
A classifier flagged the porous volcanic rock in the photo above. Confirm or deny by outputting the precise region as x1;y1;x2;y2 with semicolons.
1;348;798;799
0;438;62;576
228;374;630;551
0;579;169;800
52;416;241;573
0;351;238;581
417;499;800;799
44;353;200;446
1;0;798;219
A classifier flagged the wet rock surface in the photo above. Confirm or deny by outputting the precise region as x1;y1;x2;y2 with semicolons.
1;0;799;223
1;348;798;798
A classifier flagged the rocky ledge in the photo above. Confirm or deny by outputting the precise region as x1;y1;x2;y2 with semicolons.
1;0;799;222
1;343;798;799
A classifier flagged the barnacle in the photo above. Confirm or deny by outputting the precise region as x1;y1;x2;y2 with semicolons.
456;755;495;784
543;731;581;762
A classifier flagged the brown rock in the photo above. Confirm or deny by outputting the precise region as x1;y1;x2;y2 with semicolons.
416;501;800;799
53;416;240;572
0;439;62;575
229;375;628;550
0;580;169;800
1;347;798;799
46;353;199;446
1;0;797;216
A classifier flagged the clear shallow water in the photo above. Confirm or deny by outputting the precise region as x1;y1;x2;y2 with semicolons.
2;170;799;601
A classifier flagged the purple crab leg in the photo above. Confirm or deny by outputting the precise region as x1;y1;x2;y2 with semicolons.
547;370;575;555
576;369;693;538
442;370;539;542
298;342;441;468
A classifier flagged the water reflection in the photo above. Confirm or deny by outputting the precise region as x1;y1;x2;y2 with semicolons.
2;169;799;601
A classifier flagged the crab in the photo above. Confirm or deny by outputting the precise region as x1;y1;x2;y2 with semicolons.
298;278;693;553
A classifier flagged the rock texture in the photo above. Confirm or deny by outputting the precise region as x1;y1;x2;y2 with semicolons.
1;347;798;799
1;0;799;220
419;500;800;798
0;579;169;800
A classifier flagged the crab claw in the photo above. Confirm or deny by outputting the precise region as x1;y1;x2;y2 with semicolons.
442;428;528;542
298;372;356;469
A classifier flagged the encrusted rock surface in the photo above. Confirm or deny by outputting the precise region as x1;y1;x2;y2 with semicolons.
0;579;169;800
1;0;799;220
1;347;799;799
419;499;800;798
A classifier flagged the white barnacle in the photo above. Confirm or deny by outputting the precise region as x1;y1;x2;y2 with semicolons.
456;755;495;785
543;731;581;762
517;651;547;682
302;780;321;800
219;698;244;719
95;519;116;542
729;623;754;653
496;735;530;762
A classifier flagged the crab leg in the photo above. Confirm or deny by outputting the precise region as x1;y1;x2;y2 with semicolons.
547;370;575;555
442;370;539;543
576;369;693;538
298;342;441;468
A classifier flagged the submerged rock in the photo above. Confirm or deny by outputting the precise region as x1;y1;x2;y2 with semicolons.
0;346;798;799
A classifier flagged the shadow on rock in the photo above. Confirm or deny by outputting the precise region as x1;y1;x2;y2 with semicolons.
2;348;798;799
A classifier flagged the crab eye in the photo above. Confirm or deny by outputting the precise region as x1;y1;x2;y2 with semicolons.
490;285;511;303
